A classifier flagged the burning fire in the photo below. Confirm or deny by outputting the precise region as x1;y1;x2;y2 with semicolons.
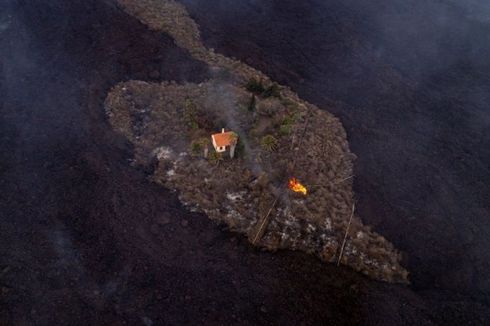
288;177;307;195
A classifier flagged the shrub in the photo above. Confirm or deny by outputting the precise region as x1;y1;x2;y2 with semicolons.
208;151;224;165
278;114;296;135
190;141;202;156
256;98;282;117
262;83;280;98
183;99;198;129
260;134;278;152
235;139;245;157
245;79;280;98
191;137;209;157
245;78;266;94
280;97;295;107
282;114;296;126
279;124;291;135
249;128;259;138
229;131;239;144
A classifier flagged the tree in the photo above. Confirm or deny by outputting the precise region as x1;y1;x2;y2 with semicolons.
261;83;280;98
190;137;210;158
245;78;265;94
260;134;278;152
190;141;202;156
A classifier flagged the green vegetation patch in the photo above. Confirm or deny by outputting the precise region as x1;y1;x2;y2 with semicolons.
246;78;281;98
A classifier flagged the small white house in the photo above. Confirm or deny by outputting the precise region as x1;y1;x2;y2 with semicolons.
211;128;238;158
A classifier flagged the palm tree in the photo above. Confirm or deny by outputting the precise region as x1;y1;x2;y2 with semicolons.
260;134;278;152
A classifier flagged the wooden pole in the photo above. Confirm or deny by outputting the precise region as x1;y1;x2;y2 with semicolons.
309;175;354;188
252;197;278;245
337;203;355;266
334;175;354;185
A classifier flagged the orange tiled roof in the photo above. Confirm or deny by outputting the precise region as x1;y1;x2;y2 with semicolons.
212;131;235;147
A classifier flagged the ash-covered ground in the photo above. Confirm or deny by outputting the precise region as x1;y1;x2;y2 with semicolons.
0;0;489;324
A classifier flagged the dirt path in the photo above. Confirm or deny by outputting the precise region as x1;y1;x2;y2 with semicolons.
0;0;488;324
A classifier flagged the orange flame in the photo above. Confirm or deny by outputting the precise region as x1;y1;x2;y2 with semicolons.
288;177;307;195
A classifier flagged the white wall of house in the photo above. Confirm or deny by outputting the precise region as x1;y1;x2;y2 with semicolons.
211;136;227;152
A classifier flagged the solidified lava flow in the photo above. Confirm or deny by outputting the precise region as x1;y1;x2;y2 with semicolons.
2;0;490;324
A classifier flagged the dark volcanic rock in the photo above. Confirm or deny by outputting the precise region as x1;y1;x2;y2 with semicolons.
1;0;489;324
179;0;490;320
1;0;364;324
180;0;490;294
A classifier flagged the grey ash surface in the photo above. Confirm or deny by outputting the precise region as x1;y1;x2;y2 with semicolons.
0;0;488;324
